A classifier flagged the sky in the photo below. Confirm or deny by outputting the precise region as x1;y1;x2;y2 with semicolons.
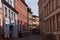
25;0;39;16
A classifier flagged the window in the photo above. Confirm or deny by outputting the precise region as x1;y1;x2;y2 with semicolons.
8;10;10;18
50;18;52;32
11;12;13;20
48;3;49;14
57;0;60;7
45;21;48;32
53;16;56;31
57;14;60;31
14;13;15;20
44;6;46;17
15;13;17;20
46;5;47;16
10;1;12;6
5;7;7;17
46;4;48;15
49;0;52;13
10;11;12;20
48;19;50;32
52;0;56;11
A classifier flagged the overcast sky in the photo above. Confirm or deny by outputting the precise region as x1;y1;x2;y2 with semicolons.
25;0;38;16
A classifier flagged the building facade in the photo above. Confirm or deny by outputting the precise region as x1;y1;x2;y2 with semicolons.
27;8;33;34
32;15;39;29
0;0;18;38
15;0;28;36
38;0;60;40
0;0;3;40
27;8;32;29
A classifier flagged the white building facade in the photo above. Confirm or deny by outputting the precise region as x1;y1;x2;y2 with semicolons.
1;0;18;38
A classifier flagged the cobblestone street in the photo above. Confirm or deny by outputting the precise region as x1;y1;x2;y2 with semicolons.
15;34;41;40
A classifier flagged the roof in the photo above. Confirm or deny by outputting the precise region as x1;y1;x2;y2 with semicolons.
21;0;28;7
32;15;39;18
2;0;18;14
27;8;33;14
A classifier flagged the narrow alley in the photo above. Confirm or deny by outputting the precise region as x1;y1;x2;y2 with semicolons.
15;34;41;40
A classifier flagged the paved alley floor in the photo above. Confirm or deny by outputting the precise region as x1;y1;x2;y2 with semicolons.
15;34;42;40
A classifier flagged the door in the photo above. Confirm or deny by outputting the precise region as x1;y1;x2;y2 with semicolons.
10;25;13;37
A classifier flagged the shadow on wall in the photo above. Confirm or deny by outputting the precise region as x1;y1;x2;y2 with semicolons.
46;34;56;40
0;26;3;40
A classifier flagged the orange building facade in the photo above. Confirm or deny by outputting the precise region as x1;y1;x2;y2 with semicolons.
15;0;28;36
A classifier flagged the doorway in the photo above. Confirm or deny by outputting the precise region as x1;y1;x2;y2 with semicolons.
10;25;13;37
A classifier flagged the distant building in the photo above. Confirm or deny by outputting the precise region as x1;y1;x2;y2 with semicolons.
15;0;28;36
0;0;18;38
27;8;33;28
38;0;60;40
32;15;39;29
